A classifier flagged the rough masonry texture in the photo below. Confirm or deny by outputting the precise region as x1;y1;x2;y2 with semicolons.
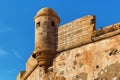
17;8;120;80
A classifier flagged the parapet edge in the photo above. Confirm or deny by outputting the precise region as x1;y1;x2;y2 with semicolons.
58;15;96;31
57;21;120;53
92;22;120;41
17;55;38;80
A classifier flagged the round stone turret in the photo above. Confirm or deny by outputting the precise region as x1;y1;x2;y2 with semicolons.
32;8;60;71
34;8;60;23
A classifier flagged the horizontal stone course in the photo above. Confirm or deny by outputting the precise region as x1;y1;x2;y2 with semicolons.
57;15;95;52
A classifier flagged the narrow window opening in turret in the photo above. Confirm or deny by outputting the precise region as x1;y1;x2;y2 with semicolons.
51;21;55;27
36;22;40;27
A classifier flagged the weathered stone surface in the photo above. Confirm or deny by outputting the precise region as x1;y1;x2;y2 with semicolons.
96;62;120;80
26;66;39;80
26;56;38;73
57;15;96;52
51;34;120;80
17;71;25;80
33;8;59;70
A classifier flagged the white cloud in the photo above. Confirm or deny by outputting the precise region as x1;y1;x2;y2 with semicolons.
0;22;13;32
11;50;22;59
0;49;7;56
0;68;17;74
0;48;22;59
0;27;13;32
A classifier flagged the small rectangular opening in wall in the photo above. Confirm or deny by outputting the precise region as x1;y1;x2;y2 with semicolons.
51;21;55;27
36;22;40;27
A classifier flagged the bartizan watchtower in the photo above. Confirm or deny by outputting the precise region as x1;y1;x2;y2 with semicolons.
32;8;60;72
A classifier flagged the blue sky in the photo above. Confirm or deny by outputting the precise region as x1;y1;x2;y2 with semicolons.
0;0;120;80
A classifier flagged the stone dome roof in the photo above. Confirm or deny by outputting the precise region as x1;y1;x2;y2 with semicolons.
34;8;60;22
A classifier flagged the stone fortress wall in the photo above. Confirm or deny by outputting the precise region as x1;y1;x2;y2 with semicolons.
57;15;120;52
17;8;120;80
57;15;95;52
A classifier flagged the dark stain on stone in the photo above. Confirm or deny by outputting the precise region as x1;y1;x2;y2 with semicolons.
96;65;99;69
75;53;80;57
109;48;119;56
73;61;77;65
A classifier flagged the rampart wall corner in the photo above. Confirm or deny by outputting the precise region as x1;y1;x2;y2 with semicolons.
17;56;38;80
17;71;25;80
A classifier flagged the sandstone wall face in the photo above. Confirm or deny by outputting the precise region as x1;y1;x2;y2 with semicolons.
57;15;95;52
52;34;120;80
26;66;39;80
